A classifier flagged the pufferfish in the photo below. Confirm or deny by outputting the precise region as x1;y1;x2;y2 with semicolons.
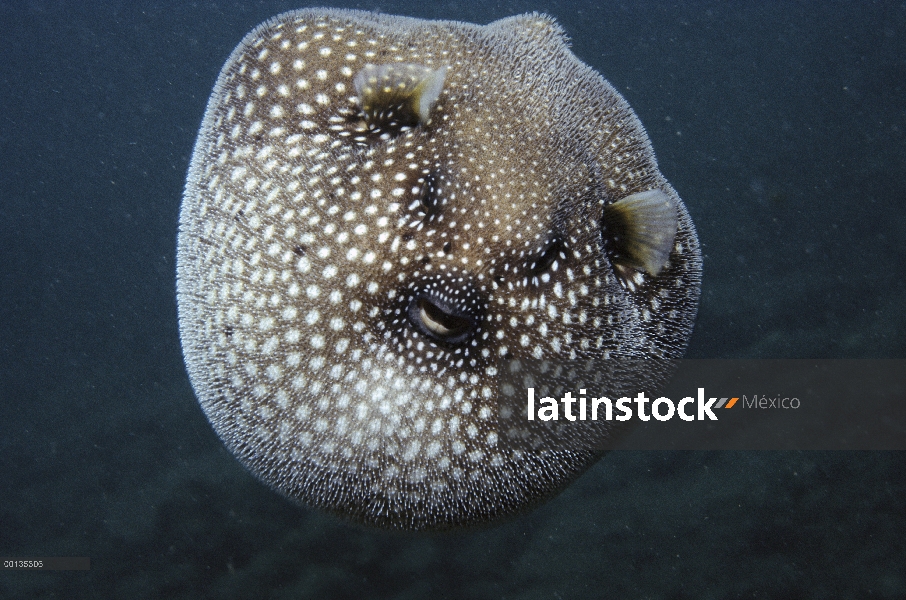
177;8;701;530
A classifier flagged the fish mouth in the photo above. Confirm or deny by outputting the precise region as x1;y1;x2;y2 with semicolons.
408;293;477;345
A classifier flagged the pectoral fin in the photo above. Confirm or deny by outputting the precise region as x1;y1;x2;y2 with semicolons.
354;63;448;128
602;189;678;280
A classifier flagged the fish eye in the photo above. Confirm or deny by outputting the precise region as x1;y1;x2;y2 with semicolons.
416;172;441;223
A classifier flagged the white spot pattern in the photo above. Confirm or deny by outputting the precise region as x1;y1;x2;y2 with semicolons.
177;8;701;531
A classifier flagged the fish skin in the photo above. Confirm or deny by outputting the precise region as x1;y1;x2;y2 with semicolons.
177;9;701;530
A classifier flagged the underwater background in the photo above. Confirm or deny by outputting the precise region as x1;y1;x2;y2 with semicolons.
1;0;904;597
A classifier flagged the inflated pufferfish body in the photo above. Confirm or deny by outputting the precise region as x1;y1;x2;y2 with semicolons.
177;9;701;530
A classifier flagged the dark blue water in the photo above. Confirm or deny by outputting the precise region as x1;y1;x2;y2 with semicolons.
1;1;904;597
